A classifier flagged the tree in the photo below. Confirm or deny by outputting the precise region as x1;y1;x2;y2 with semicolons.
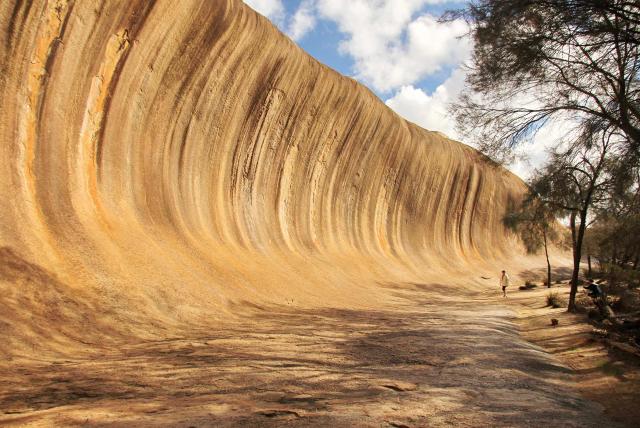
529;127;615;311
451;0;640;162
504;198;558;287
589;165;640;272
447;0;639;309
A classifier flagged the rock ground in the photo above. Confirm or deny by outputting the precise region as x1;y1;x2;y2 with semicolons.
0;283;618;427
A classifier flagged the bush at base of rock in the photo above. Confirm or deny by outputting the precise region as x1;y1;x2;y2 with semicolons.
546;292;566;309
575;294;594;314
519;281;537;291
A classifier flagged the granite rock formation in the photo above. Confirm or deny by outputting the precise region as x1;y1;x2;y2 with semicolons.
0;0;524;357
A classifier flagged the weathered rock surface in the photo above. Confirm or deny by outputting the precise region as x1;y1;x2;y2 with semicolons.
0;0;524;356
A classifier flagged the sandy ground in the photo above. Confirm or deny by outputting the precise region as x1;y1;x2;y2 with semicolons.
512;283;640;428
0;281;621;427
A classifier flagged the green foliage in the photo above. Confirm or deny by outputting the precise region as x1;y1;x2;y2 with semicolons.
612;290;640;312
450;0;640;312
586;189;640;279
451;0;640;159
603;264;640;289
503;197;557;254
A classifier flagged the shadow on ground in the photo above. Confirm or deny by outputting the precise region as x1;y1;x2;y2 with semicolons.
0;283;613;427
518;266;575;283
514;285;640;428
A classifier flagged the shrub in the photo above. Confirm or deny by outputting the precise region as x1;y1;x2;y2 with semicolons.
604;281;627;295
546;292;566;308
519;281;537;291
603;264;640;289
610;296;623;311
612;290;640;312
588;308;602;320
574;294;593;313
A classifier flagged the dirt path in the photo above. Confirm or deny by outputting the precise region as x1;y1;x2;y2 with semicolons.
512;284;640;428
1;285;615;427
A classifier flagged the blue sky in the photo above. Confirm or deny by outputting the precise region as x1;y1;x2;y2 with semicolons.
243;0;470;138
242;0;551;178
286;1;466;92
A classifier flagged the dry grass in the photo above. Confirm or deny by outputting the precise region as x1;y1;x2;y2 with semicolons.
546;292;566;309
519;281;538;291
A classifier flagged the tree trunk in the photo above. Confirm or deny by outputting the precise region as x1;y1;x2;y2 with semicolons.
571;212;577;253
587;254;592;278
569;212;578;310
568;210;588;312
543;228;551;287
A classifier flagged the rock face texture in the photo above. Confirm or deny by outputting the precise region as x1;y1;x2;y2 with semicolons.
0;0;524;355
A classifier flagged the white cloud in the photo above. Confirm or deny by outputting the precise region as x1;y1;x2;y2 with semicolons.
287;0;317;41
385;66;467;139
241;0;558;178
243;0;285;23
315;0;469;93
510;120;576;180
386;68;568;180
244;1;469;92
241;0;555;177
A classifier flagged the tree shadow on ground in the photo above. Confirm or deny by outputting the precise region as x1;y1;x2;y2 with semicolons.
0;283;612;427
519;266;574;283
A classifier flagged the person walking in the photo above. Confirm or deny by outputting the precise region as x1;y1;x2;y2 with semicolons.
584;280;603;300
500;270;510;298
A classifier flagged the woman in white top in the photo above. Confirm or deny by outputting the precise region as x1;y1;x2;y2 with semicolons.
500;270;510;297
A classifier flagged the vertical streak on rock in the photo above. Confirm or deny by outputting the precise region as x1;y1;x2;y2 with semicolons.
459;164;480;255
4;0;34;53
0;0;526;320
16;0;71;252
74;29;130;227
